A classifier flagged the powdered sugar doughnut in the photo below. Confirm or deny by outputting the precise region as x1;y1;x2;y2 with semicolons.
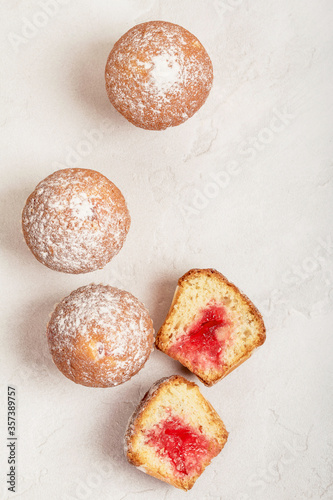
105;21;213;130
22;168;130;274
47;284;154;388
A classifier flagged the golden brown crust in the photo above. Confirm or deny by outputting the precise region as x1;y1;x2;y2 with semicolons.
105;21;213;130
125;375;228;490
47;284;154;388
156;269;266;386
22;168;131;274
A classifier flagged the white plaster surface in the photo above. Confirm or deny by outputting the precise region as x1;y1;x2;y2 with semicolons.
1;1;332;499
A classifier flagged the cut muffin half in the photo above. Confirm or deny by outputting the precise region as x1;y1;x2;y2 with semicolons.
125;375;228;491
155;269;266;386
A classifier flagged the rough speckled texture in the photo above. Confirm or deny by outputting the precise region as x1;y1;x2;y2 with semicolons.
1;1;332;499
105;21;213;130
47;284;154;387
22;168;131;274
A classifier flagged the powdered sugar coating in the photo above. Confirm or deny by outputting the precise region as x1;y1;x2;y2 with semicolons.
22;168;131;274
105;21;213;130
47;284;154;388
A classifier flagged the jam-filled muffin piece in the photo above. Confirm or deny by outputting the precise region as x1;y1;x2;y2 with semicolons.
125;375;228;490
155;269;266;386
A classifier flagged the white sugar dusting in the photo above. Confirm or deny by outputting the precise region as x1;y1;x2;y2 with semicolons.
95;342;105;359
22;169;130;274
47;284;154;388
69;194;94;220
150;54;181;93
105;21;213;130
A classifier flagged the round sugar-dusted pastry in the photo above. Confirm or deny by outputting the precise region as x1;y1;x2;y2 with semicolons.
22;168;130;273
47;284;154;387
105;21;213;130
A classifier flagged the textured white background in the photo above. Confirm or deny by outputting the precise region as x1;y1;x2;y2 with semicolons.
1;1;333;499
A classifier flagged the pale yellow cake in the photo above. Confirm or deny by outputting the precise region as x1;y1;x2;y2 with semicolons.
155;269;266;386
125;375;228;490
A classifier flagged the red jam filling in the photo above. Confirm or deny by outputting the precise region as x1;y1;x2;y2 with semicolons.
145;414;216;476
169;303;232;372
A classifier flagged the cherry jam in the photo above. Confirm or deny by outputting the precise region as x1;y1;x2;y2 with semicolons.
169;304;232;371
145;414;216;476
